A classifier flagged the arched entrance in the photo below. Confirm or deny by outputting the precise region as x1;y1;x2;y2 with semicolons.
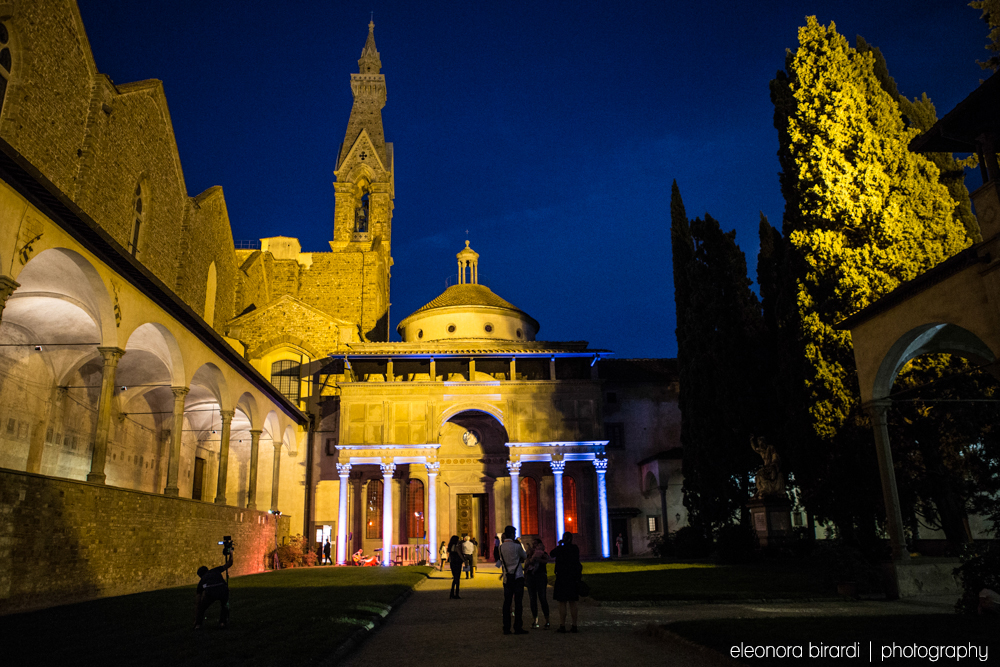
440;409;509;558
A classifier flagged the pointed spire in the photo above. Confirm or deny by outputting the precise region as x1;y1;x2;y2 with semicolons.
359;20;381;75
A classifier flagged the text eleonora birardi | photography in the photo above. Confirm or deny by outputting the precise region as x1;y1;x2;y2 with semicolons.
730;642;990;662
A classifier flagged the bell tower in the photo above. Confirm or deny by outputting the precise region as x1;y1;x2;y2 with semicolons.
331;20;394;340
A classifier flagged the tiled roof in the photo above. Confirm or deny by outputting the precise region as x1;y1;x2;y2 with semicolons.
412;284;529;316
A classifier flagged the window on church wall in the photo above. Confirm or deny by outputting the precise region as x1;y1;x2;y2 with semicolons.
563;475;578;532
0;22;10;114
129;183;144;257
354;191;369;234
407;479;424;538
366;479;383;539
270;360;300;403
520;476;538;535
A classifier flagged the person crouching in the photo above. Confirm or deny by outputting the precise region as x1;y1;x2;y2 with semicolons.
194;551;233;629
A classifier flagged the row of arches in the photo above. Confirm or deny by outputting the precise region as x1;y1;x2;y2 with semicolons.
0;245;299;509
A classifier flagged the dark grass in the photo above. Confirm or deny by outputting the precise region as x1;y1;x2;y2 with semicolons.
581;559;841;601
666;615;998;666
0;566;432;666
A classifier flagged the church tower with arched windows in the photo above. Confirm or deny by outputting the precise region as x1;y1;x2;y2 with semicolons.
329;20;394;340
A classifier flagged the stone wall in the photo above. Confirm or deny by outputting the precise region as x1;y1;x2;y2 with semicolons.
0;469;278;615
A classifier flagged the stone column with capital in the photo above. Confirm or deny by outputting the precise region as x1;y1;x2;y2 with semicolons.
551;459;566;538
246;429;262;509
507;460;521;535
214;410;235;504
337;463;352;564
0;275;19;323
381;462;396;566
426;462;440;563
865;400;910;562
594;458;610;558
270;442;282;512
163;386;189;496
87;347;126;484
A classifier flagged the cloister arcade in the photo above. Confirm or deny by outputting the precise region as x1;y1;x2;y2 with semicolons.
0;181;305;513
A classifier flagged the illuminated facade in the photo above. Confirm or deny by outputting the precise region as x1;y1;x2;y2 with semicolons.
0;5;685;614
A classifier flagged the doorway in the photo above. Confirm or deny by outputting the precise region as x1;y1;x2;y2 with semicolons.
611;517;630;556
457;493;491;557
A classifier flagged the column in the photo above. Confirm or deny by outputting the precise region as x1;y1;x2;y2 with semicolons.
163;386;189;495
507;460;521;535
269;442;282;512
337;463;352;564
429;358;436;381
468;358;476;381
386;359;394;382
594;458;610;558
426;462;440;564
246;429;262;509
87;347;126;484
381;462;396;566
509;357;516;381
0;275;19;323
865;400;910;561
214;410;234;504
549;356;557;381
551;459;566;538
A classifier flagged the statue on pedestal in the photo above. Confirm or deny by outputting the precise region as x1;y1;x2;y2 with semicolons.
751;436;785;499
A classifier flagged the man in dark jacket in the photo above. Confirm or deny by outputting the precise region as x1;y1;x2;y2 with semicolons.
495;525;528;635
194;551;233;629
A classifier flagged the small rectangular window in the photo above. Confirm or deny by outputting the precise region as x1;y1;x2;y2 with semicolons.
193;456;206;501
792;512;804;527
326;438;337;456
6;417;15;435
45;427;54;443
647;515;660;533
605;422;625;449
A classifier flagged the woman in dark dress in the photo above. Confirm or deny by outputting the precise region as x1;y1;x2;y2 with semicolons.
550;531;581;632
447;535;464;599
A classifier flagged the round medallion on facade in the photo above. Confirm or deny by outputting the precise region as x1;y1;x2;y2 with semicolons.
462;429;480;448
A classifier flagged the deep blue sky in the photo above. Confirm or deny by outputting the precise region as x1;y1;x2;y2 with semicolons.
76;1;988;358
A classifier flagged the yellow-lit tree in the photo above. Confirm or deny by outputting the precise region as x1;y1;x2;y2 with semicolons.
769;18;972;545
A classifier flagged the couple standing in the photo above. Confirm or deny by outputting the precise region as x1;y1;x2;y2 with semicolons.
496;526;581;635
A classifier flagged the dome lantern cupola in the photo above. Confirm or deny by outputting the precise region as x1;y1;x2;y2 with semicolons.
457;240;480;285
397;243;539;343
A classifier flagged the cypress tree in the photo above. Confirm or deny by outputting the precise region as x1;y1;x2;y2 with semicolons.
769;18;972;544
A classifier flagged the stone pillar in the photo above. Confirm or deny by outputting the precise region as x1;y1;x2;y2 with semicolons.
381;462;396;566
0;275;19;322
429;358;436;381
86;347;126;484
270;442;282;512
549;356;557;381
426;462;440;564
865;400;910;562
246;429;262;510
551;459;566;538
594;458;610;558
468;358;476;380
163;386;189;496
386;359;394;382
507;460;521;535
214;410;234;504
509;357;516;381
337;463;352;564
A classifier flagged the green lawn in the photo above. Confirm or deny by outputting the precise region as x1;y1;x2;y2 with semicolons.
667;615;998;666
1;566;432;666
580;558;842;601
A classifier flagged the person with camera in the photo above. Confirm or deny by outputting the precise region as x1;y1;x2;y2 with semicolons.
496;524;528;635
194;539;234;630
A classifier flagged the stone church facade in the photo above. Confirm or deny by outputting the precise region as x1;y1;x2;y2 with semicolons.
0;1;682;609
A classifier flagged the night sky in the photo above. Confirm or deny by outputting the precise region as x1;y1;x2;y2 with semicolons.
76;1;988;358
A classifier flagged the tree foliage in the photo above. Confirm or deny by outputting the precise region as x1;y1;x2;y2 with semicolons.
970;0;1000;71
768;18;972;544
672;183;765;536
